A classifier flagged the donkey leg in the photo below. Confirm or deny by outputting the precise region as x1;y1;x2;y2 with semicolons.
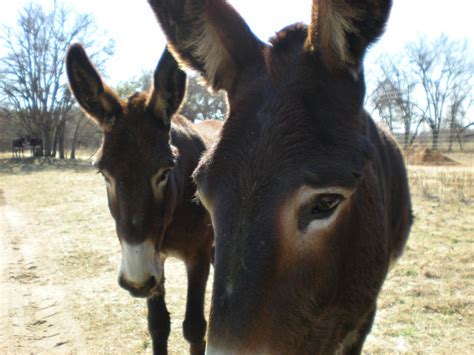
147;281;171;355
183;251;211;355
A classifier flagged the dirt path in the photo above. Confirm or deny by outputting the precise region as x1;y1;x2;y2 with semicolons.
0;187;83;353
0;170;205;354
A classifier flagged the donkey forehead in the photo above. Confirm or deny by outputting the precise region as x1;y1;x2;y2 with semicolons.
195;26;368;193
196;109;370;201
97;121;174;173
112;92;167;131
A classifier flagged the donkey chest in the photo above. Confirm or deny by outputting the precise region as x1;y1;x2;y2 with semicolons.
160;205;212;260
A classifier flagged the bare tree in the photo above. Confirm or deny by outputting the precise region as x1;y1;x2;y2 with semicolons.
407;35;474;150
0;1;113;157
368;35;474;150
68;108;100;160
447;92;473;152
371;55;423;149
369;77;398;131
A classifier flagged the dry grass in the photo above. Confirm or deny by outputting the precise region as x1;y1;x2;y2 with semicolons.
0;156;472;354
409;166;473;203
366;163;474;354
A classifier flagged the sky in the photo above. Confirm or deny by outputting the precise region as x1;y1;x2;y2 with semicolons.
0;0;473;86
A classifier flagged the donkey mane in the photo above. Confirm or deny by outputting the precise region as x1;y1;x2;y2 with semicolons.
125;92;151;113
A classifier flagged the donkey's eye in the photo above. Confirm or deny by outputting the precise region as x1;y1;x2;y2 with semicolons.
311;194;343;219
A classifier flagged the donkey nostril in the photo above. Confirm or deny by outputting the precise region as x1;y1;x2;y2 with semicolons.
144;276;157;291
118;275;130;290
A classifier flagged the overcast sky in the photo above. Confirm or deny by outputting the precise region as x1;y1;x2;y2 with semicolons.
1;0;473;85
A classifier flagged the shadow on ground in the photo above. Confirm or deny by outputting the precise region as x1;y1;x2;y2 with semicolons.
0;157;95;174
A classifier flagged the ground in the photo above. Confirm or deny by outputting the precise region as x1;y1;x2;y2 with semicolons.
0;155;472;354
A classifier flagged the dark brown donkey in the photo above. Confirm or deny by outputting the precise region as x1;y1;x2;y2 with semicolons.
149;0;412;353
12;136;26;158
66;44;221;354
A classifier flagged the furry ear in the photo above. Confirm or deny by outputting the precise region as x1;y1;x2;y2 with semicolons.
147;48;186;126
306;0;392;72
66;43;122;131
147;0;263;93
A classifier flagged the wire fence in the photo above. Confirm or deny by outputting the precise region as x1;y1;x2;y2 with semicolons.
393;130;474;153
1;118;473;156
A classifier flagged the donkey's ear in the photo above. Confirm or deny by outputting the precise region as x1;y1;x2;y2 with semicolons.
306;0;392;73
66;43;122;131
148;0;264;93
147;48;186;126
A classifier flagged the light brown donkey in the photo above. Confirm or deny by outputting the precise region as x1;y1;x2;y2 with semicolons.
66;44;221;355
148;0;412;353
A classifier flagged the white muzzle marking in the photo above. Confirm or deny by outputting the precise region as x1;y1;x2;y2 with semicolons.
120;240;162;286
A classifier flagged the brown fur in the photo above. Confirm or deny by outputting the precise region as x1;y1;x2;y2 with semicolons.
149;0;411;353
307;0;392;71
66;44;222;355
148;0;263;92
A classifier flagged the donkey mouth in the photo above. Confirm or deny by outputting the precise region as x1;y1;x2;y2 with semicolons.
119;276;158;298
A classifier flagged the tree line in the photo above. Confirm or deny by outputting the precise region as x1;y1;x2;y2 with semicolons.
0;2;227;159
0;2;114;158
114;70;227;122
1;2;472;159
368;35;473;151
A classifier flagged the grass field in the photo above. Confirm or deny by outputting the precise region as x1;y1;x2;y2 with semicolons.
0;154;472;354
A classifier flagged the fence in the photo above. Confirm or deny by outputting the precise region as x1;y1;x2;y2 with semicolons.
1;121;473;156
393;130;474;153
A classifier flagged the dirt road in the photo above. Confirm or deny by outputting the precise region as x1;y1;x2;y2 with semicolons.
0;187;84;352
0;169;202;354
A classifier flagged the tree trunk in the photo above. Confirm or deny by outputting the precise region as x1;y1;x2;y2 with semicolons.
431;128;440;151
403;120;411;150
57;120;66;159
388;105;394;132
43;132;52;157
448;134;454;153
448;114;456;153
456;131;464;152
51;142;57;157
70;140;77;160
448;123;454;152
51;126;58;158
70;119;82;160
403;130;409;150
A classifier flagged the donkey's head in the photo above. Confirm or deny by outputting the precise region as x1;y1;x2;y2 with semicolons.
150;0;392;351
66;44;186;298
